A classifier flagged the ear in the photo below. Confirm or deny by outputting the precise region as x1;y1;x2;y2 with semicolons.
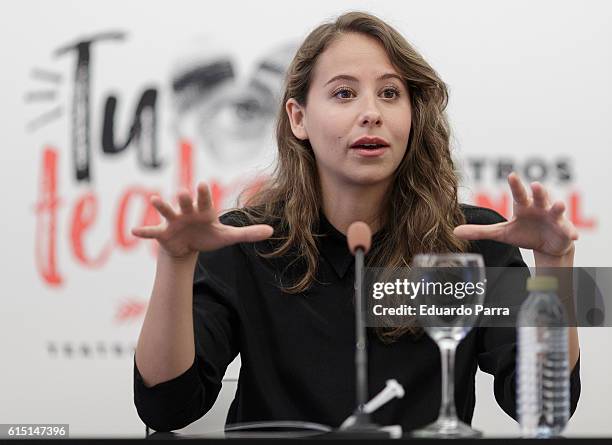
285;98;309;140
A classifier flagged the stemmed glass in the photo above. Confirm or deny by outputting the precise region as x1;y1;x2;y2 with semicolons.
410;253;486;438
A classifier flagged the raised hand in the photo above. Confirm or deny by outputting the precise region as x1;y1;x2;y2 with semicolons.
454;172;578;261
131;182;274;259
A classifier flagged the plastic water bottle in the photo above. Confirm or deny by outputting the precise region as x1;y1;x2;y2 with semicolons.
517;276;570;438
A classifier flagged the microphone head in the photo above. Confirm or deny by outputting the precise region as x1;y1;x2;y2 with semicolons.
347;221;372;255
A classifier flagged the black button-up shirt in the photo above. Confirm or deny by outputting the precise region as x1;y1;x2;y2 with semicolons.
134;204;580;432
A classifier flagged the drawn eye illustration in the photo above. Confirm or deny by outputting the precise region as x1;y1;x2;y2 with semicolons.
170;44;296;167
194;87;274;164
199;91;270;139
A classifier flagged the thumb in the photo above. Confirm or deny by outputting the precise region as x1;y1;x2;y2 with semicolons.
454;222;508;242
227;224;274;244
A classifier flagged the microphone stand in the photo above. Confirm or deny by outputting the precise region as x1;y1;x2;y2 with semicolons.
351;245;374;427
334;222;390;438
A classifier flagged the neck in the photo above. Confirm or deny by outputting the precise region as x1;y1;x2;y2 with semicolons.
320;176;390;235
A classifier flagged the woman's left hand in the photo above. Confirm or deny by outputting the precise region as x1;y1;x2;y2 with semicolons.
453;172;578;265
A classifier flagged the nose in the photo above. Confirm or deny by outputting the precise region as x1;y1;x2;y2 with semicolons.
358;96;382;128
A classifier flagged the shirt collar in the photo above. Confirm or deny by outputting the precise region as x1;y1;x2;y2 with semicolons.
317;212;384;279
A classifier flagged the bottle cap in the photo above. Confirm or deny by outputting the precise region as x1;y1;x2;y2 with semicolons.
526;276;558;291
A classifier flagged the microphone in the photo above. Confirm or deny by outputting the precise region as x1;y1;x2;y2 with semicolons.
347;221;372;257
341;222;389;436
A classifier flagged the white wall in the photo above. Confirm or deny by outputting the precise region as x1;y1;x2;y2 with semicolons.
0;0;610;438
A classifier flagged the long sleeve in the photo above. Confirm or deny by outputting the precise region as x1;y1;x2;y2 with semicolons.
133;242;242;432
463;205;581;421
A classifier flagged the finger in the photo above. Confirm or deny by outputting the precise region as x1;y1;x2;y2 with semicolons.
151;196;177;221
550;200;566;219
131;225;164;239
454;222;508;242
550;201;579;241
177;190;195;215
507;172;530;206
226;224;274;244
196;182;213;212
530;182;550;209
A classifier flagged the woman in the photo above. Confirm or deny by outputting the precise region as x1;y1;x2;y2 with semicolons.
132;12;580;433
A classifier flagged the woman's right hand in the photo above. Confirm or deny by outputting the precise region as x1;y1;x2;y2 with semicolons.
131;182;274;259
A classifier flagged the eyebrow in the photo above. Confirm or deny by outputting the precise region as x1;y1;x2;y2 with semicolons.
324;73;404;86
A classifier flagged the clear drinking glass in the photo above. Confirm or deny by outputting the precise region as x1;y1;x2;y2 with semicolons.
410;253;486;438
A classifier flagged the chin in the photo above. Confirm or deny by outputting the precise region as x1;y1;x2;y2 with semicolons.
345;170;394;187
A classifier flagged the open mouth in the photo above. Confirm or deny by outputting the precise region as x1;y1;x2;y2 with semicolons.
349;136;390;151
351;143;388;150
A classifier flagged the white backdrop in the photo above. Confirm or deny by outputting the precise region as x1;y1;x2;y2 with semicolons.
0;0;610;438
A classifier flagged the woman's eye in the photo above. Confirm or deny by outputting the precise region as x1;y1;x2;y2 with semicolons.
333;88;355;99
381;88;400;99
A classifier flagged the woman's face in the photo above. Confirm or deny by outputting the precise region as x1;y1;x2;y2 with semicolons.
287;32;412;189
